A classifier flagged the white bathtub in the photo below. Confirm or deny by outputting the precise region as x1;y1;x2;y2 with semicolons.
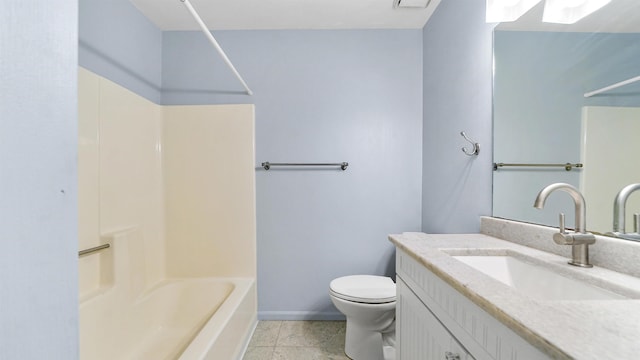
80;277;256;360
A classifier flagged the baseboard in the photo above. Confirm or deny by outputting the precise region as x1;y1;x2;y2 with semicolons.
258;311;346;321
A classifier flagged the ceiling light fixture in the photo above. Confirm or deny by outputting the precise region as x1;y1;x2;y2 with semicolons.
485;0;542;23
542;0;611;24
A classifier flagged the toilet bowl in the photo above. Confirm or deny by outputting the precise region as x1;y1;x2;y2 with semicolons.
329;275;396;360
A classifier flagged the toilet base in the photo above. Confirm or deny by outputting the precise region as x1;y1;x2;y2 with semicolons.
383;345;396;360
344;320;395;360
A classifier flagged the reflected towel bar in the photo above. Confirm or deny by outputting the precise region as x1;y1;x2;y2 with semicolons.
78;244;110;257
493;163;583;171
262;162;348;170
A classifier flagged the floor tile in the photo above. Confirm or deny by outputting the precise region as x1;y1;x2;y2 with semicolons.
243;320;349;360
249;321;282;347
242;346;275;360
321;345;350;360
272;346;348;360
276;321;346;348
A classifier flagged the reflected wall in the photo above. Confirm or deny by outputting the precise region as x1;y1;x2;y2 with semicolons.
493;30;640;234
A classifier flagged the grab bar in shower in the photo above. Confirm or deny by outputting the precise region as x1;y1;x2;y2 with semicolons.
493;162;583;171
261;162;349;170
78;244;110;257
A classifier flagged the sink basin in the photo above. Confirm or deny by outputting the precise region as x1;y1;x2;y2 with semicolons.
453;255;626;301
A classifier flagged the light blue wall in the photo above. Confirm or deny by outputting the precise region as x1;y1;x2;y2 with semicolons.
77;21;424;319
493;31;640;227
0;1;78;358
77;0;492;319
421;0;495;233
161;31;253;103
79;0;163;103
162;30;424;319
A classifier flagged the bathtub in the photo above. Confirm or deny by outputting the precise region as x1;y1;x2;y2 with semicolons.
80;277;257;360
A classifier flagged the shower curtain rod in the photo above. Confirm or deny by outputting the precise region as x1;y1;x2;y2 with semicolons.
179;0;253;96
584;75;640;98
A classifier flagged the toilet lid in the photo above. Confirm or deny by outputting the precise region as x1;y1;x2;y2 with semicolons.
330;275;396;304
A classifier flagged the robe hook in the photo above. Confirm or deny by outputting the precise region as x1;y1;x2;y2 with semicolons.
460;131;480;156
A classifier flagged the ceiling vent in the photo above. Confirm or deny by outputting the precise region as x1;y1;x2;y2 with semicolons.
394;0;432;8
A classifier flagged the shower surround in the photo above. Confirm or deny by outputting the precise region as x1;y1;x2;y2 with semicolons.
78;68;256;359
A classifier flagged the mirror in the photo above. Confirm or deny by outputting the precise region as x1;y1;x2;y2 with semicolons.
492;0;640;237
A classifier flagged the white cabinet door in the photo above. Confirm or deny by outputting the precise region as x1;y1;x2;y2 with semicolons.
397;277;473;360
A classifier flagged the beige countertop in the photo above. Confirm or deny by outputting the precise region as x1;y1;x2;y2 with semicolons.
389;230;640;360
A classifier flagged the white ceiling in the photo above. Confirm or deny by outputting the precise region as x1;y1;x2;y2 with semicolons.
129;0;441;31
497;0;640;33
128;0;640;33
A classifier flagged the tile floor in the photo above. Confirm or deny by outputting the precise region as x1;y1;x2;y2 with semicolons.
242;321;350;360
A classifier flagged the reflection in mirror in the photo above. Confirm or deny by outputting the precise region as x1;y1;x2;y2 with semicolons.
492;0;640;237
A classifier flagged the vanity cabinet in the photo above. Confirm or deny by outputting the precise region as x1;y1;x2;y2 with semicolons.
396;249;549;360
398;277;473;360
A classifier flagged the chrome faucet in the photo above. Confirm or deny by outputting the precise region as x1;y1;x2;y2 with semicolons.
611;183;640;241
533;183;595;268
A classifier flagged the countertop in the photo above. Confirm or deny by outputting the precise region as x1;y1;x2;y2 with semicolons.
389;231;640;360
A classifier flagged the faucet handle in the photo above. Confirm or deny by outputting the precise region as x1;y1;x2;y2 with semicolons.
553;212;595;246
559;213;566;233
634;214;639;233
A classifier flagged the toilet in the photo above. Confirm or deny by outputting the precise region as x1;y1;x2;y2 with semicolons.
329;275;396;360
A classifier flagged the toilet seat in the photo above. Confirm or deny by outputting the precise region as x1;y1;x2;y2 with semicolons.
330;275;396;304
